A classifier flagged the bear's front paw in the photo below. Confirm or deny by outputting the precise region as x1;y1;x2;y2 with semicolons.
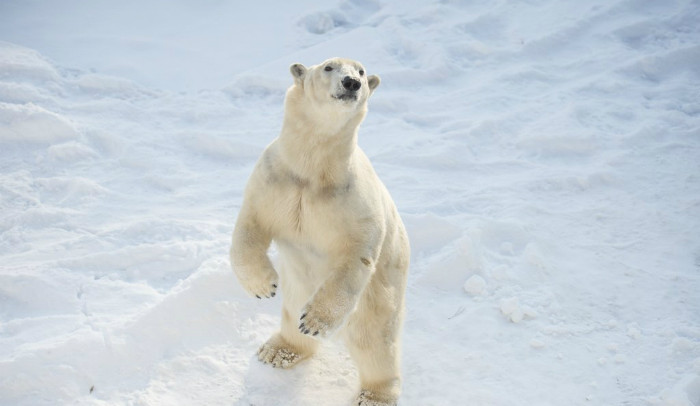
236;266;278;299
298;300;345;338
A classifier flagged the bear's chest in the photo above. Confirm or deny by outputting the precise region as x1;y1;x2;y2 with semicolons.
270;182;355;244
257;148;369;250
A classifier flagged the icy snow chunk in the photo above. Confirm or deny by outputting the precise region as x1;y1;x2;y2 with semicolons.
500;297;523;323
500;297;519;315
500;297;536;323
509;308;524;323
463;275;486;295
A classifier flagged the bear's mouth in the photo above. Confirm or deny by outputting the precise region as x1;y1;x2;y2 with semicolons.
333;92;358;102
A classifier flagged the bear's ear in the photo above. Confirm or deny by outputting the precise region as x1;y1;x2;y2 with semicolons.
368;74;380;93
290;63;307;84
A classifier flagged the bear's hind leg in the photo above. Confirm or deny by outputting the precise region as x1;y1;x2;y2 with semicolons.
345;318;402;405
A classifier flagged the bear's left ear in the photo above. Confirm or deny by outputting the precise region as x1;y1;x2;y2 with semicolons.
290;63;307;85
368;74;380;94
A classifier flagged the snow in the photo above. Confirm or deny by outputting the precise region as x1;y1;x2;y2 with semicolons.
1;0;699;405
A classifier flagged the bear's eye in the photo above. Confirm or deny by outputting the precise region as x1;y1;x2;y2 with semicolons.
324;66;333;72
359;69;365;76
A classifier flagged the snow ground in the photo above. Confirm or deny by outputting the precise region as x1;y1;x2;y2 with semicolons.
1;0;699;405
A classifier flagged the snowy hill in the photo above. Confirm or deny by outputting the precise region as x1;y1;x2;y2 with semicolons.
1;0;699;405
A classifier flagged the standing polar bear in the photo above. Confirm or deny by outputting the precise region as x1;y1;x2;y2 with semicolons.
230;57;410;405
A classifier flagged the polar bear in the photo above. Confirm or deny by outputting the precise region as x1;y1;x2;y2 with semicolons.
230;57;410;405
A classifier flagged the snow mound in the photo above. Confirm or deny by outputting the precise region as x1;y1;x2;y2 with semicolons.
656;374;700;406
0;102;78;144
0;41;61;84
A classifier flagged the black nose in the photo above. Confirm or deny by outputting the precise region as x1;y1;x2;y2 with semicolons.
342;76;361;91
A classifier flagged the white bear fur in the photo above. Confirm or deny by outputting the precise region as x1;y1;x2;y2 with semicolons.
230;57;410;405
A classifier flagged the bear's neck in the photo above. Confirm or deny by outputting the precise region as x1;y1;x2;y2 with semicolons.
278;105;364;186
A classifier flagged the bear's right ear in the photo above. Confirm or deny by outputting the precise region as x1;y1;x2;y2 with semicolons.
290;63;307;85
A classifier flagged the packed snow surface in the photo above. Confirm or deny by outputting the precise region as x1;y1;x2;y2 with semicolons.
1;0;699;405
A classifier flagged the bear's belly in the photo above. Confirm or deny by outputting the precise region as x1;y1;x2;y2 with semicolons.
275;238;327;264
275;238;330;293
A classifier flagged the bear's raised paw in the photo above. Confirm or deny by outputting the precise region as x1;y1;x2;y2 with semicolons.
236;266;278;299
298;302;342;338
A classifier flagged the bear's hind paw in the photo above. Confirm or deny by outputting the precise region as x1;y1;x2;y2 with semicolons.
257;338;303;369
356;390;398;406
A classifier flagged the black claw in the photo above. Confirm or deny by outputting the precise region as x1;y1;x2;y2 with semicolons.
300;313;306;320
313;330;319;336
272;284;277;288
271;292;276;297
299;322;305;330
304;329;310;334
255;295;261;299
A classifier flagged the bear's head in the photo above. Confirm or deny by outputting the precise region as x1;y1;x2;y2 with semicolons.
286;58;380;129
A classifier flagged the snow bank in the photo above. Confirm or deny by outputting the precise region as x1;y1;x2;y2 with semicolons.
0;41;61;84
0;102;78;144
